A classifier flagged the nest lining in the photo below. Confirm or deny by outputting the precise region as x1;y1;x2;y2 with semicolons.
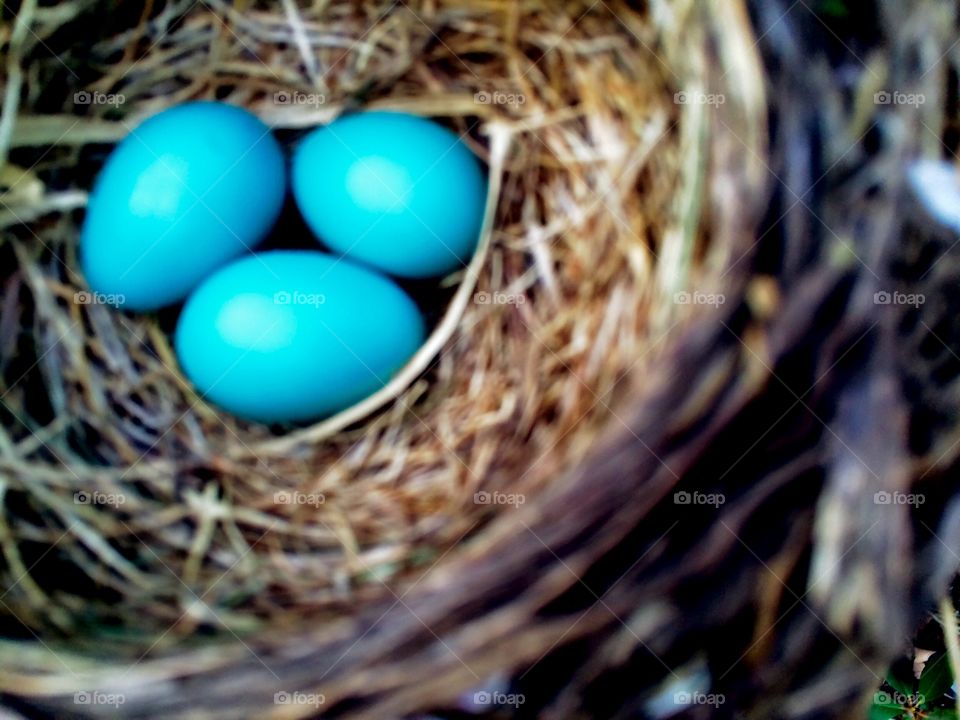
0;0;761;684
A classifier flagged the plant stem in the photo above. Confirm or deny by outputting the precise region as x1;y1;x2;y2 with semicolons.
938;596;960;719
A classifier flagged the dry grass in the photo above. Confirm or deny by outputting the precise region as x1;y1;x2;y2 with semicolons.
0;0;765;713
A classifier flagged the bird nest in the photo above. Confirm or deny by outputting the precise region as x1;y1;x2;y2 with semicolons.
15;0;938;717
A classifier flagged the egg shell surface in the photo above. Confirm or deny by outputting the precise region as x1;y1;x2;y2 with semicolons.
81;102;286;311
292;111;486;279
175;250;425;423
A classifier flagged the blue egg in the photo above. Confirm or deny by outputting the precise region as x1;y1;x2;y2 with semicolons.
175;251;425;423
81;102;286;311
292;111;486;279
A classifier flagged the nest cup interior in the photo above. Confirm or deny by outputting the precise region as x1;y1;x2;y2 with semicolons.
0;0;760;657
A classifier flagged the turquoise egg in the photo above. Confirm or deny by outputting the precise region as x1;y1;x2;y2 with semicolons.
291;111;486;279
175;251;425;423
81;102;286;311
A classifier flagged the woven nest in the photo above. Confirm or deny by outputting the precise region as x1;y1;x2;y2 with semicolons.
4;0;960;718
1;0;762;626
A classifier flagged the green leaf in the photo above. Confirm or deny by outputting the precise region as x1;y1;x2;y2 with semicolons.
817;0;850;18
921;709;960;720
887;659;916;696
869;685;908;720
919;652;955;702
867;701;903;720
